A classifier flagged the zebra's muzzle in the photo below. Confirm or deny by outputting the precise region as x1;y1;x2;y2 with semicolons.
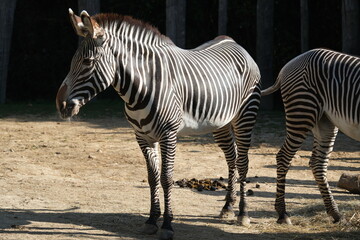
56;83;82;119
58;100;81;119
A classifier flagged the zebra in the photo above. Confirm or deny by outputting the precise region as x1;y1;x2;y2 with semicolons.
56;9;261;240
261;48;360;225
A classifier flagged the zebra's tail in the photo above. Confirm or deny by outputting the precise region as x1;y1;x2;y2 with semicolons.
261;77;281;96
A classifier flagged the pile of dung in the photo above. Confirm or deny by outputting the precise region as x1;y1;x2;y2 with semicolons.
175;178;227;191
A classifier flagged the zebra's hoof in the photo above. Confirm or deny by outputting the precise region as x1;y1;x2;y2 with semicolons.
237;215;251;227
333;215;346;224
277;215;292;225
142;223;158;235
330;211;343;224
219;208;235;219
159;229;174;240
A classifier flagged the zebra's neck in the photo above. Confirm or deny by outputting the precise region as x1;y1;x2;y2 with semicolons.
117;22;166;46
104;20;174;108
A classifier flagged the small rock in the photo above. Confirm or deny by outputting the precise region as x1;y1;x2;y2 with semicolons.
175;178;228;191
255;183;260;188
176;178;188;188
11;225;25;230
190;178;198;183
213;180;226;189
247;189;254;196
88;155;95;159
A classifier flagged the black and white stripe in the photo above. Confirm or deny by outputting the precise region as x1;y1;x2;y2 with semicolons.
262;48;360;224
57;11;261;239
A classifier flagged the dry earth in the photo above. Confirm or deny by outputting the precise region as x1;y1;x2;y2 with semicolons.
0;110;360;240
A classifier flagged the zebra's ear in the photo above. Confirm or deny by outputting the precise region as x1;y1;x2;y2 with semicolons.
68;9;104;39
69;8;87;37
80;10;104;39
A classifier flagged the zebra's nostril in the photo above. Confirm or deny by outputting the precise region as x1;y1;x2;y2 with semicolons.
66;101;76;110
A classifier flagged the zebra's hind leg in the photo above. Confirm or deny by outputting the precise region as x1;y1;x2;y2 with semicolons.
275;134;304;225
310;115;343;223
213;125;237;219
136;133;161;235
275;128;309;224
232;89;261;226
275;120;313;224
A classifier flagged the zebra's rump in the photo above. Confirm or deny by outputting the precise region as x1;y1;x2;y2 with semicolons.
277;48;360;141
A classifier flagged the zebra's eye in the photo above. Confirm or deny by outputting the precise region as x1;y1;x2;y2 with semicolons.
83;57;95;65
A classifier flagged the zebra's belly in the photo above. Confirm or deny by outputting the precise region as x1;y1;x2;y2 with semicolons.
177;113;230;136
326;112;360;141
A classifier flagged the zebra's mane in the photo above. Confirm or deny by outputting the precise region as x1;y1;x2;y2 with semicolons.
93;13;171;44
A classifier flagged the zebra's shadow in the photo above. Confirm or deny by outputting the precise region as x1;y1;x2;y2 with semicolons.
1;207;359;240
0;208;147;239
0;208;277;239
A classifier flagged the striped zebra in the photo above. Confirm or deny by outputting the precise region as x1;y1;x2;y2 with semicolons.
56;9;261;239
262;48;360;225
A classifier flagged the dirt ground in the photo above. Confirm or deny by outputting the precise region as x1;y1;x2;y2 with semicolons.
0;110;359;240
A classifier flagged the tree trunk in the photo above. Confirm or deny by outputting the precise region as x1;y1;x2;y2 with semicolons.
218;0;228;35
166;0;186;48
300;0;309;53
0;0;17;104
256;0;274;110
342;0;360;55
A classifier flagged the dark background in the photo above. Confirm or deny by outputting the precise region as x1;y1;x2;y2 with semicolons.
6;0;346;108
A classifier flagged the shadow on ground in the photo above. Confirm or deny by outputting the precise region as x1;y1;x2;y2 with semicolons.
1;208;359;240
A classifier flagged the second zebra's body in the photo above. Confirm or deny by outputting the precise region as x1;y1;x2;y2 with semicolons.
262;48;360;224
56;10;261;239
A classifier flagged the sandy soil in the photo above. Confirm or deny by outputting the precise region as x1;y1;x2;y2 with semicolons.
0;112;359;240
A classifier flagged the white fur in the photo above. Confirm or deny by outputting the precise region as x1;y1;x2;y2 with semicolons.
177;112;228;136
327;112;360;141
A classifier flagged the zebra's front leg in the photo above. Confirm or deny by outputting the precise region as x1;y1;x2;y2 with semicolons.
158;131;177;240
213;126;237;219
136;134;161;235
309;154;342;223
311;116;342;223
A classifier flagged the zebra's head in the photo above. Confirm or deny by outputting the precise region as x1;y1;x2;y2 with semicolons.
56;9;116;119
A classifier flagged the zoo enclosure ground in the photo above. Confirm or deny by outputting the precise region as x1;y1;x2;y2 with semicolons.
0;101;359;240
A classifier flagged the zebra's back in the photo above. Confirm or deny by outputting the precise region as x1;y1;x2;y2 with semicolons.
168;38;260;135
